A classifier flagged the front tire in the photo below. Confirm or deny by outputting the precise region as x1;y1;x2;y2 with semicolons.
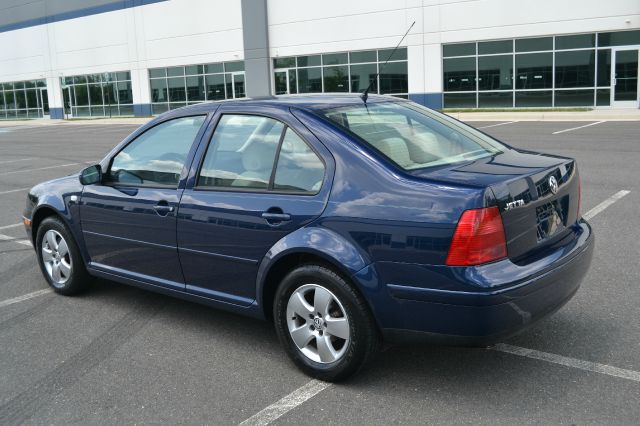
274;264;379;382
36;216;90;295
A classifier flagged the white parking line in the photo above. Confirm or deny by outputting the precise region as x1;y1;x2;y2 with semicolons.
0;289;52;308
0;158;33;165
552;121;605;134
493;344;640;383
583;190;630;220
238;379;331;426
0;223;22;231
477;121;518;129
0;233;32;246
0;187;30;195
0;162;81;175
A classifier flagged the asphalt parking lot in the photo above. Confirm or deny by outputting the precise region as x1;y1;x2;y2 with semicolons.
0;119;639;425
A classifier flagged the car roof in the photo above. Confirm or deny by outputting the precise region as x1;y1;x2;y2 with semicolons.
171;93;406;115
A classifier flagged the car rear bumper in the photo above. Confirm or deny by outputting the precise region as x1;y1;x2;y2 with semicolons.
362;220;594;346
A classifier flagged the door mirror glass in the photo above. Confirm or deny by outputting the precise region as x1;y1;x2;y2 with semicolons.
79;164;102;185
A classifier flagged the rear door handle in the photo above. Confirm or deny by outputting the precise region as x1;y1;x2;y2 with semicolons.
153;203;174;216
261;212;291;221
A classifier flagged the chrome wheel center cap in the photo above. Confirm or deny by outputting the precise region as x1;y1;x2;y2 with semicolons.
313;317;323;330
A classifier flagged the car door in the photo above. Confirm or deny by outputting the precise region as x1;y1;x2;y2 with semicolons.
177;108;333;305
80;115;208;289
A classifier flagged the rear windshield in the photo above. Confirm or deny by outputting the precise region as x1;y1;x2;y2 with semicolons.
319;101;505;170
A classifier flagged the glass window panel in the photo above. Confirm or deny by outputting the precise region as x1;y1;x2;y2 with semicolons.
274;57;295;68
322;53;348;65
152;103;169;115
288;70;297;94
167;67;185;77
350;50;377;63
378;47;407;61
443;93;476;108
204;63;224;73
88;84;103;105
118;104;134;116
150;78;168;102
478;40;512;55
36;80;46;87
63;77;73;86
379;61;408;94
350;63;377;93
169;103;187;110
149;69;166;79
186;76;205;101
74;85;89;106
75;107;91;117
597;49;611;87
443;43;476;57
73;75;87;84
103;83;117;105
297;68;323;93
206;74;226;100
478;92;513;107
556;33;595;50
167;77;186;102
554;89;594;106
596;89;610;106
118;71;131;81
0;92;4;110
598;30;640;47
109;116;206;187
25;81;36;88
297;55;321;67
14;82;25;89
274;129;325;193
515;90;552;107
198;115;284;189
25;89;37;109
225;61;244;72
185;65;202;75
443;57;476;91
614;50;639;101
478;55;513;90
5;90;15;109
117;81;133;104
516;37;553;52
323;65;349;92
90;106;105;116
86;74;100;83
233;73;245;98
15;90;26;109
555;50;595;88
516;53;552;89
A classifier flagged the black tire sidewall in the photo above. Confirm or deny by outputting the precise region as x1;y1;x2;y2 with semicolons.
274;264;378;382
35;216;87;295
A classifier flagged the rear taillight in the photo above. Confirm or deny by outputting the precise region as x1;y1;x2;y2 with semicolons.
446;206;507;266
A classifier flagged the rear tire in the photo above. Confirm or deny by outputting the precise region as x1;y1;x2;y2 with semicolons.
35;216;90;295
273;264;379;382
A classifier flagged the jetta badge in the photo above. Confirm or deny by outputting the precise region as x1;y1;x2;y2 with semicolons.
549;176;559;194
505;199;525;211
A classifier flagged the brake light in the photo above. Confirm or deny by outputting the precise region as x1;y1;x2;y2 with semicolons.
446;207;507;266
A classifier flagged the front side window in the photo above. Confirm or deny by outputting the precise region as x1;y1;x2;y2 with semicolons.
109;115;206;186
319;101;504;170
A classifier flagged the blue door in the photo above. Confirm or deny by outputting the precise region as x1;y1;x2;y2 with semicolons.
177;112;332;305
80;115;208;289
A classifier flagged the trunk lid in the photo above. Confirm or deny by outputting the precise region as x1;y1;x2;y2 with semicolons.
410;149;580;261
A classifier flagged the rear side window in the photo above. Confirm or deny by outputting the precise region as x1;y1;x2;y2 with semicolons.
108;115;205;187
198;115;283;189
197;114;325;194
274;129;325;193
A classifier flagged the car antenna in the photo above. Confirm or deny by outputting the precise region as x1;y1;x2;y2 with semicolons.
361;20;415;104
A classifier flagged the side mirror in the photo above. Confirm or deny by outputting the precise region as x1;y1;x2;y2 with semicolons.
79;164;102;185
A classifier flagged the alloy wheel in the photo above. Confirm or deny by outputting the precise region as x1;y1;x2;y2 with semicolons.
286;284;350;363
41;229;72;286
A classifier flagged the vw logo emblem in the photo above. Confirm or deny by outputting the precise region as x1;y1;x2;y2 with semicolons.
548;176;559;194
313;317;323;330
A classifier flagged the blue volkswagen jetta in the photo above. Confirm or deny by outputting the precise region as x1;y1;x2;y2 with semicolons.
24;94;593;381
